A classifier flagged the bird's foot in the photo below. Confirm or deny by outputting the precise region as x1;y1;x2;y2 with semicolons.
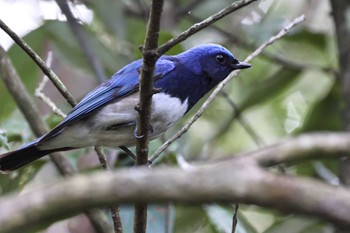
119;146;152;165
133;124;154;139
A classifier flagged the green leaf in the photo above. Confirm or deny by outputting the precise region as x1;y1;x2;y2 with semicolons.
88;0;127;39
0;129;9;150
42;20;129;77
283;30;327;52
174;205;213;233
238;67;301;111
264;216;322;233
158;32;184;55
205;205;233;233
296;81;341;133
0;27;46;120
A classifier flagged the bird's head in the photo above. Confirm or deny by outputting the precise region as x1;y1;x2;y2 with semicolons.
157;44;252;111
179;44;251;85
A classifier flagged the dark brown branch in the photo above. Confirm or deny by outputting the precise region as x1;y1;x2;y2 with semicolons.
55;0;107;83
330;1;350;205
328;5;350;231
134;0;164;232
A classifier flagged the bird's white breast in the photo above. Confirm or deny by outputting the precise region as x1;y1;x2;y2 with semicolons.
150;93;188;138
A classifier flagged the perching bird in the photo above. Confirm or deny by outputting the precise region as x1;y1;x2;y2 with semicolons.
0;44;251;173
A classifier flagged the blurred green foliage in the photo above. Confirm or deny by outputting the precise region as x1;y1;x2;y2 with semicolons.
0;0;341;232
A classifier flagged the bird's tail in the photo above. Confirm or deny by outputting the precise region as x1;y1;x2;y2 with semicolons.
0;143;57;173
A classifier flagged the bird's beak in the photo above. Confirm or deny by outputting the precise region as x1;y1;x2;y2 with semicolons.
232;61;251;70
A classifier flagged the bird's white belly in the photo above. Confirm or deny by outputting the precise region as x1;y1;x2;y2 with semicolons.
40;93;188;149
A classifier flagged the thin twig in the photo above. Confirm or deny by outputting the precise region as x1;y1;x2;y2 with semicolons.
134;0;164;231
164;204;171;233
55;0;107;83
35;76;67;118
231;204;239;233
0;18;77;106
156;0;258;56
35;52;67;118
150;15;306;162
94;146;123;233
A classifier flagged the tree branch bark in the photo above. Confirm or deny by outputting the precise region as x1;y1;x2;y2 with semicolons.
2;133;350;233
330;0;350;185
243;132;350;166
134;0;164;232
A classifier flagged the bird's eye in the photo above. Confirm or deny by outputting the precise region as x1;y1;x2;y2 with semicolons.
216;54;226;64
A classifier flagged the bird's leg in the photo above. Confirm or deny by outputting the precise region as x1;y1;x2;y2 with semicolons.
119;146;152;165
149;124;154;134
119;146;136;160
132;119;154;165
133;123;154;138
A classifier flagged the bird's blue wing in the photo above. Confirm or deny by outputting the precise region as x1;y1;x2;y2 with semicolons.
39;58;176;143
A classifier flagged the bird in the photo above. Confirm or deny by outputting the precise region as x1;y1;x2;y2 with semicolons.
0;44;251;173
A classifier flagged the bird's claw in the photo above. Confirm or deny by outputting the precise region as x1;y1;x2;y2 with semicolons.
133;127;144;139
133;124;154;139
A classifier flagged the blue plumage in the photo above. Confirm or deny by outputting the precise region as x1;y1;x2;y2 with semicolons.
0;44;251;172
40;59;176;143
